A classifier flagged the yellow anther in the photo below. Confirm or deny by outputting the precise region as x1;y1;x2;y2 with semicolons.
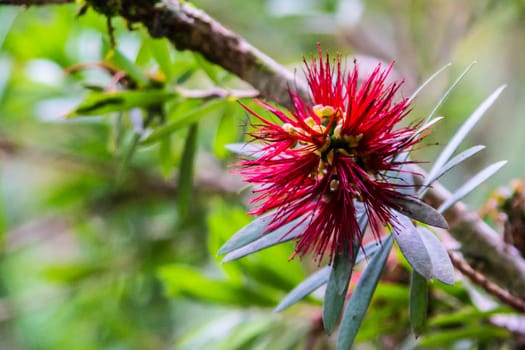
330;179;340;192
313;160;327;181
318;138;331;154
312;124;326;134
282;123;296;134
313;104;336;118
305;117;317;128
343;133;363;148
338;148;353;157
326;149;335;165
334;124;342;139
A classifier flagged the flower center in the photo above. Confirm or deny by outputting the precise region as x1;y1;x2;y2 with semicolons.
311;104;364;161
281;104;368;196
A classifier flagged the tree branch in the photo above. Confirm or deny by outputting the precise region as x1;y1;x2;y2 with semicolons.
449;251;525;313
415;170;525;300
0;0;72;5
2;0;525;300
116;0;309;111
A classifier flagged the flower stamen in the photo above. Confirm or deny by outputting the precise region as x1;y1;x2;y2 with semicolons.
313;104;336;118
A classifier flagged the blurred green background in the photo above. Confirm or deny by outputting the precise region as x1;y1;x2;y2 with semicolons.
0;1;523;349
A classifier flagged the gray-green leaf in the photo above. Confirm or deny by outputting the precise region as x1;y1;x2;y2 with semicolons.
336;235;394;350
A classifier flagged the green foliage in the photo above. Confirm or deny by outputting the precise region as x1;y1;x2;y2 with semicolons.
337;235;394;349
0;2;521;350
409;270;429;336
323;251;354;334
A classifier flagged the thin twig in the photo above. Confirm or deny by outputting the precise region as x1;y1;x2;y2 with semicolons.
175;87;259;100
414;169;525;300
449;251;525;313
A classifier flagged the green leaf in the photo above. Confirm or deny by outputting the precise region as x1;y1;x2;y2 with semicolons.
274;266;331;312
391;213;433;279
408;62;451;103
117;131;141;181
427;306;511;328
141;99;224;145
414;116;443;138
438;160;507;213
385;166;416;196
423;61;476;124
426;85;506;191
158;264;277;306
323;251;354;334
106;47;149;87
42;262;103;283
213;103;238;159
322;202;371;333
159;135;173;177
421;145;485;190
221;217;307;262
218;213;274;255
392;195;448;229
332;251;354;295
409;270;428;337
274;240;383;313
149;38;173;80
323;272;348;335
177;123;199;220
67;90;174;117
419;326;508;347
336;235;394;350
417;227;454;285
194;52;222;84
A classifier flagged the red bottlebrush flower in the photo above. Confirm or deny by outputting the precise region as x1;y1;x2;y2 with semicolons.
238;46;424;263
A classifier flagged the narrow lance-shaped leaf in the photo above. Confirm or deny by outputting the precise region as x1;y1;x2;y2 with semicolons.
438;160;507;213
417;227;454;285
408;63;451;103
419;326;509;347
336;235;394;350
409;270;429;337
422;61;476;125
414;116;444;138
323;250;354;334
274;239;383;313
194;52;222;84
391;212;433;279
222;217;307;262
159;135;173;177
218;212;274;255
177;123;199;220
420;145;486;193
322;205;369;334
392;195;448;229
67;90;175;117
213;102;237;158
149;38;173;80
425;85;506;194
274;266;331;312
105;46;149;87
427;306;510;328
142;99;224;145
